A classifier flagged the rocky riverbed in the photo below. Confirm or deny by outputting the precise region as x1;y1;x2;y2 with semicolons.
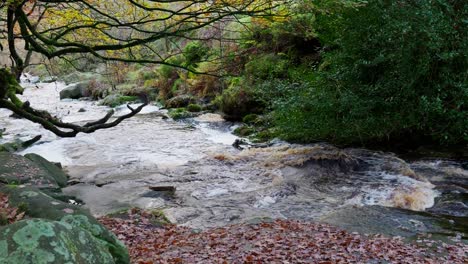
0;79;466;243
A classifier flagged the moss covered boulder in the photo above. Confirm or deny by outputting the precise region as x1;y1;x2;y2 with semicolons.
100;94;139;108
0;186;129;263
0;219;116;264
24;154;68;188
59;82;90;100
0;153;65;189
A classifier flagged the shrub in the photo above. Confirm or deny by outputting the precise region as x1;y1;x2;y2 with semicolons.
233;125;255;137
274;0;468;146
87;78;110;99
244;53;290;80
183;41;209;69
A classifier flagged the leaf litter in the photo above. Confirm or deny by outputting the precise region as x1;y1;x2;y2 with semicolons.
98;208;467;264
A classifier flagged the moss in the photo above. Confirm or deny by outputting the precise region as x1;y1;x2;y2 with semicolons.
149;210;171;226
0;213;8;226
233;125;255;137
100;94;138;108
251;129;277;143
242;114;259;124
215;82;264;121
187;104;202;112
168;108;191;120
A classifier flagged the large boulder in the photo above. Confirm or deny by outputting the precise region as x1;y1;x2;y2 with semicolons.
59;82;89;100
0;153;65;190
24;153;68;188
0;219;116;264
0;186;129;264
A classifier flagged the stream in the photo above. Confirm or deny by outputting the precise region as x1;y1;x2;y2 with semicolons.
0;79;466;241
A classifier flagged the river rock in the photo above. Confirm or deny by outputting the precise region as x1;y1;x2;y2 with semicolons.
165;95;196;108
40;76;57;83
0;153;65;189
59;82;89;100
0;185;129;263
100;94;139;108
0;219;116;264
24;153;69;188
319;205;463;239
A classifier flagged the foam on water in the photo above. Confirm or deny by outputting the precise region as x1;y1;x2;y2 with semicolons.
20;139;73;165
346;172;438;211
198;122;239;145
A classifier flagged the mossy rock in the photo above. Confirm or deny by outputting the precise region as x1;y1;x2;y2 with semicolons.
168;108;193;120
59;82;89;100
0;219;115;264
0;186;129;264
187;104;202;112
24;154;68;188
215;85;264;121
100;94;139;108
0;153;62;190
233;125;255;137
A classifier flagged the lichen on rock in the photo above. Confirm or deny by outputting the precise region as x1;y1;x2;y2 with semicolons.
0;219;116;264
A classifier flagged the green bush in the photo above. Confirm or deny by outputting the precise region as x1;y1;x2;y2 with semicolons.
274;0;468;146
183;41;209;69
244;53;290;80
233;125;255;137
215;79;264;121
187;104;202;112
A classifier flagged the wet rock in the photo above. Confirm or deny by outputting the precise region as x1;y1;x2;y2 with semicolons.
0;186;129;263
319;205;465;240
165;95;196;108
0;153;63;189
0;219;116;264
24;153;69;188
40;76;57;83
428;200;468;217
59;82;89;100
0;136;42;153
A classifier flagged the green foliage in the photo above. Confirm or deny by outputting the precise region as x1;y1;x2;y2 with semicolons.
168;108;191;120
233;125;255;137
187;104;202;112
242;114;259;124
100;94;138;108
273;0;468;146
244;53;290;80
183;41;209;69
215;79;264;121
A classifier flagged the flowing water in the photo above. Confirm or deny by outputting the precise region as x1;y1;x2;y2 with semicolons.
0;78;466;240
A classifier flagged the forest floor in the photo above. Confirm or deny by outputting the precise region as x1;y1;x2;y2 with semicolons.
99;209;467;264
